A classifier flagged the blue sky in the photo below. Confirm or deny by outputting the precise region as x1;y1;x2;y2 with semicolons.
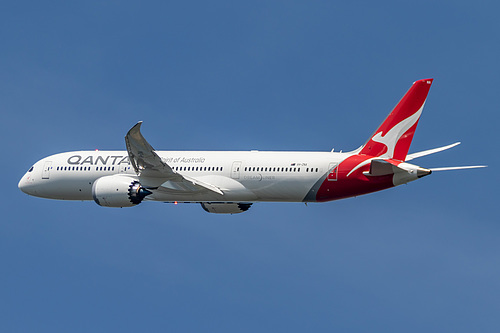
1;1;499;331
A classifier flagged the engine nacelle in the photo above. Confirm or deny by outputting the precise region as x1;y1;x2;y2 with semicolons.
92;175;152;208
200;202;252;214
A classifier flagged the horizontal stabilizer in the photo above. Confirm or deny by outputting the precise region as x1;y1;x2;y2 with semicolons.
365;159;396;176
364;159;431;178
406;142;461;161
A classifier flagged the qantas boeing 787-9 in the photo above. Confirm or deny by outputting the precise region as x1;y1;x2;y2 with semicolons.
19;79;485;214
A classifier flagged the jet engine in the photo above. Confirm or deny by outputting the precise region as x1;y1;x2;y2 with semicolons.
200;202;252;214
92;175;152;208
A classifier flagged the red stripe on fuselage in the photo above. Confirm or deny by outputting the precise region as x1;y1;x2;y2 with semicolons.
315;154;394;202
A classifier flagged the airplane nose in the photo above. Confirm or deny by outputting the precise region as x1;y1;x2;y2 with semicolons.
18;174;33;195
18;176;27;193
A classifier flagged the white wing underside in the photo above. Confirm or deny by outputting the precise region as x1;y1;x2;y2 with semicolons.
406;142;461;161
405;142;486;171
429;165;487;171
125;122;223;195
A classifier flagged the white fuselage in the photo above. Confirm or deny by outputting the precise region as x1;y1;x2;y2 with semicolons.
19;80;481;213
19;150;349;203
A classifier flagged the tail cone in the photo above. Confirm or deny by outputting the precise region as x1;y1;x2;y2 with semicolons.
417;168;432;178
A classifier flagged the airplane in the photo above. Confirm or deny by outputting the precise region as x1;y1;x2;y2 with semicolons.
18;78;486;214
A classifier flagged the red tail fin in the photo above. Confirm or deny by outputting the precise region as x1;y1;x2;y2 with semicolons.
360;79;433;161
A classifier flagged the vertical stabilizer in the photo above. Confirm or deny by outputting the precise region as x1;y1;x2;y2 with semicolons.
360;79;433;161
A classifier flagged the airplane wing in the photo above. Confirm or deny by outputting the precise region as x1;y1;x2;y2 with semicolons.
125;121;175;178
125;122;223;195
405;142;461;161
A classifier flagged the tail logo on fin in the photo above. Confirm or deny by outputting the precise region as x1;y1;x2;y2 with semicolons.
360;79;433;161
368;103;424;160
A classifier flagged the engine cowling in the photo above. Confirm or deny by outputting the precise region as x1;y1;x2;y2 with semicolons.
200;202;252;214
92;175;152;207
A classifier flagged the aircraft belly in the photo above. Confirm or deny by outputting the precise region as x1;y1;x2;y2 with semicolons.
37;178;93;200
149;175;258;202
245;178;316;202
147;175;318;203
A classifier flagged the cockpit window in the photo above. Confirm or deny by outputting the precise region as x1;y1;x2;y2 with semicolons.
28;166;34;172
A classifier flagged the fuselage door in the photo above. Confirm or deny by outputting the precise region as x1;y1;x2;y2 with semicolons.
231;161;242;179
42;161;52;179
327;162;338;181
